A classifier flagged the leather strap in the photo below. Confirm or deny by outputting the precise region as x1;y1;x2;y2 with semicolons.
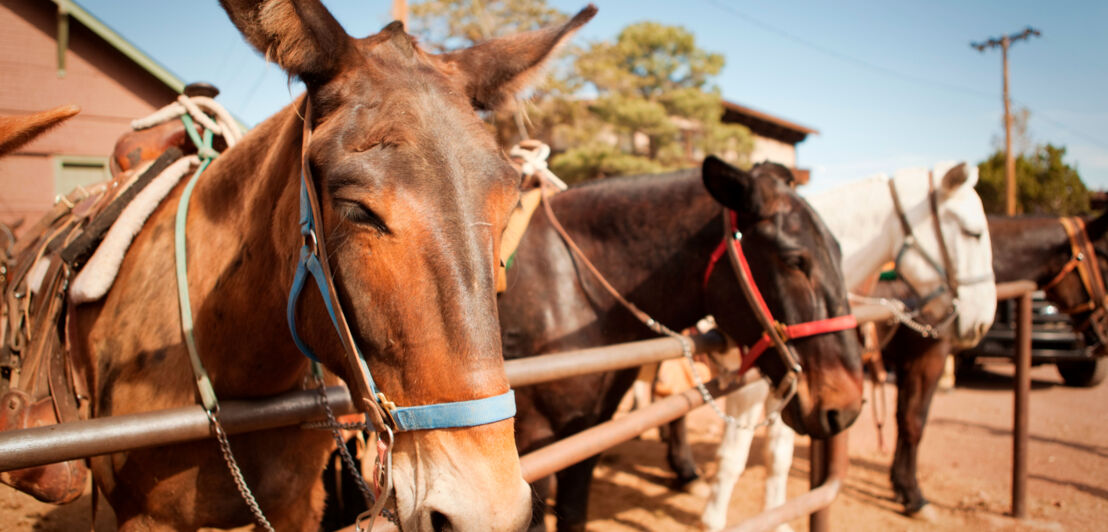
927;171;959;294
286;99;516;432
1043;217;1108;315
714;211;858;374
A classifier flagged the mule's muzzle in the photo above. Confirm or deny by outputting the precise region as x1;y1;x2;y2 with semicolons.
817;406;861;437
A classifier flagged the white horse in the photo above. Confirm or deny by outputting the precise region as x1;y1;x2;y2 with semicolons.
701;161;996;531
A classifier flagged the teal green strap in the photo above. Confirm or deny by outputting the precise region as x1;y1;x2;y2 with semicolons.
175;114;219;411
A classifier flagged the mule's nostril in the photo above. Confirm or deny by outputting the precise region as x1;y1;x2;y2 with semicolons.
431;510;453;532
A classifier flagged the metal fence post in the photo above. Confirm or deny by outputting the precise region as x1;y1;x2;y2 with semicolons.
1012;291;1031;518
809;431;847;532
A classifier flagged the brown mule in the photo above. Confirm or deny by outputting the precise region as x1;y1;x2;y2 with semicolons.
64;2;596;530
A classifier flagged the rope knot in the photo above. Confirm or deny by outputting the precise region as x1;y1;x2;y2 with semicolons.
510;140;567;190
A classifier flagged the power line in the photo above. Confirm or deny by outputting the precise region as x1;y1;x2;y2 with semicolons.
700;0;1108;150
701;0;995;100
1017;102;1108;151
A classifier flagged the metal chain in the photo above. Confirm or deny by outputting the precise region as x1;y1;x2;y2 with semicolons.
301;419;368;431
669;330;795;430
314;382;374;506
641;316;789;430
312;380;401;527
848;293;948;338
206;410;275;532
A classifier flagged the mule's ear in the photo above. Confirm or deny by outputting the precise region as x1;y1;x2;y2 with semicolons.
703;155;766;224
441;5;597;111
0;104;79;157
938;162;972;197
1086;210;1108;242
219;0;351;81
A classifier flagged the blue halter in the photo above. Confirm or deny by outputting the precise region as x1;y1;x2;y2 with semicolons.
286;114;515;433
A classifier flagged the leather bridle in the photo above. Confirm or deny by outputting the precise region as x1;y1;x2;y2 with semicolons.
885;172;993;336
1041;216;1108;349
703;210;858;393
285;100;517;434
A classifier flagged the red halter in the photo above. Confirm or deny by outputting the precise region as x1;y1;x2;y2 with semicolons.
704;210;859;374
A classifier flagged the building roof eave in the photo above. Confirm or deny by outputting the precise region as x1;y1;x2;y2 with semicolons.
52;0;185;94
721;100;819;144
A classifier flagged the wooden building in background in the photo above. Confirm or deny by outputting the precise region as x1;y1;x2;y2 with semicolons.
0;0;183;231
722;100;818;185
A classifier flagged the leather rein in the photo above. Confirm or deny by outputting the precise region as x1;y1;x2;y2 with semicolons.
1041;216;1108;348
538;187;857;397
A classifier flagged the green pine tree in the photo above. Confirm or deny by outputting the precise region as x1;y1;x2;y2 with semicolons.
977;143;1090;215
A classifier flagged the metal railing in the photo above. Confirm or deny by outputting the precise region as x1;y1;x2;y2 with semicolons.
0;331;730;471
0;282;1037;528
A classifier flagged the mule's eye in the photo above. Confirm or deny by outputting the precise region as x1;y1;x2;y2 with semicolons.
963;228;983;240
783;253;810;273
337;200;389;234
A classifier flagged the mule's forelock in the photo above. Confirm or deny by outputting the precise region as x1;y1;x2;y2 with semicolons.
220;0;351;81
753;160;798;187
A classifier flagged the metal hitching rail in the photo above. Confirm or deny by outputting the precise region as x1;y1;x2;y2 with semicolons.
0;282;1037;529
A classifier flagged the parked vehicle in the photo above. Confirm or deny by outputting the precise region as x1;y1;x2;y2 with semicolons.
961;291;1108;387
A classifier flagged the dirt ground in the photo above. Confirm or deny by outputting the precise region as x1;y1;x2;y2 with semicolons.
2;360;1105;531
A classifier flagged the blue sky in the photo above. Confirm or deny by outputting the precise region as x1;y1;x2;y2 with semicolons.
77;1;1108;192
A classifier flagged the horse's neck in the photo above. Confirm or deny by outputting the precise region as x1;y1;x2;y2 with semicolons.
988;216;1067;284
556;172;720;335
807;176;910;291
173;104;307;390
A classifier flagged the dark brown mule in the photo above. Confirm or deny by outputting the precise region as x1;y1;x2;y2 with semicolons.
67;2;596;530
877;211;1108;515
498;158;863;531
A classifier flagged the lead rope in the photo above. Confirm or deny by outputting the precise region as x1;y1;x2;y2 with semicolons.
537;179;793;429
169;101;274;531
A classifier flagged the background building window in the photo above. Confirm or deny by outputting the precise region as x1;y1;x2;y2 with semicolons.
53;156;109;197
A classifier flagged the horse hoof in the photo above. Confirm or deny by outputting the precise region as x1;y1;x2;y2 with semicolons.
906;503;938;522
682;477;711;498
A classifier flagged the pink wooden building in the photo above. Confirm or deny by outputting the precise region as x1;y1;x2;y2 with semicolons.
0;0;183;232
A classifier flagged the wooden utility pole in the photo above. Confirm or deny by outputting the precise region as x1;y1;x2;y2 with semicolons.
972;27;1040;215
392;0;407;27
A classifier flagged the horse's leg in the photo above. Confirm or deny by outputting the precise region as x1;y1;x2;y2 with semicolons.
889;333;947;515
665;416;702;490
701;384;766;531
554;455;602;532
762;405;795;532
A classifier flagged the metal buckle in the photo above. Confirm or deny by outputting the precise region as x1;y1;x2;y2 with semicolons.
773;320;790;341
375;392;398;428
303;230;318;256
